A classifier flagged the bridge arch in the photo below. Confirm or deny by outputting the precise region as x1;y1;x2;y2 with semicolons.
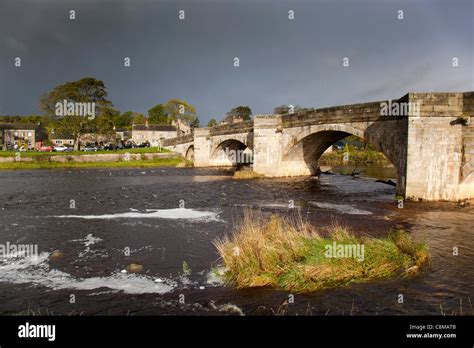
283;123;397;177
185;145;194;161
211;138;253;167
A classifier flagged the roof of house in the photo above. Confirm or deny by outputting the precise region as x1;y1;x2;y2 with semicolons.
50;132;74;140
133;124;176;132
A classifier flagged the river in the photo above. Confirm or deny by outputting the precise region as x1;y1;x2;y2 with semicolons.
0;166;472;315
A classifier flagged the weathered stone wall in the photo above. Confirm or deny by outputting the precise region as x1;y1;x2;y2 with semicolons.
209;121;253;136
462;92;474;184
162;134;194;147
164;142;193;160
405;93;473;201
193;128;211;167
193;128;253;167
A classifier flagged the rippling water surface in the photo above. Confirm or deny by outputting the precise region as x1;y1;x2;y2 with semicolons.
0;167;472;315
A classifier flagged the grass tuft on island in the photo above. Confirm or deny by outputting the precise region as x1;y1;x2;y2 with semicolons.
214;211;430;293
233;170;264;179
0;158;183;170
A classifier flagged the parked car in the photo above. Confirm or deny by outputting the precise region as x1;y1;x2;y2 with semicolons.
135;141;151;148
83;145;98;152
64;147;74;152
104;143;115;151
19;145;28;152
38;145;54;152
53;145;69;152
123;141;135;149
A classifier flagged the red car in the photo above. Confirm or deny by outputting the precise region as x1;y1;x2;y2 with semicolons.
38;145;54;152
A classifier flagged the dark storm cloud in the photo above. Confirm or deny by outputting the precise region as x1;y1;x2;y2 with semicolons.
0;0;472;123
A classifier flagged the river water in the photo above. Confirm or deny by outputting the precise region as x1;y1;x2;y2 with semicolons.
0;166;472;315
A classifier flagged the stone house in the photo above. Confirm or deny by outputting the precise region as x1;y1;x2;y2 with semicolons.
50;132;75;146
0;123;47;150
132;123;177;147
171;119;191;136
115;128;132;141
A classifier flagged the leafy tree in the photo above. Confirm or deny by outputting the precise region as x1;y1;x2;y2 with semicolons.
163;99;197;124
148;104;169;125
39;77;113;150
132;113;146;125
190;116;200;129
0;115;49;124
52;116;90;150
113;111;134;129
223;106;252;123
39;77;112;116
99;106;120;119
0;115;21;123
207;118;217;127
94;114;115;139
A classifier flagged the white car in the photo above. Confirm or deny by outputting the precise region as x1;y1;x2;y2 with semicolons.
53;145;69;152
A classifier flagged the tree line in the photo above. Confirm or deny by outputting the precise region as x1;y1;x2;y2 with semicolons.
1;77;307;149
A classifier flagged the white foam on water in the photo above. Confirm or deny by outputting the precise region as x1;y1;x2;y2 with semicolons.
0;252;175;294
71;234;103;257
309;201;372;215
53;208;221;222
71;234;102;247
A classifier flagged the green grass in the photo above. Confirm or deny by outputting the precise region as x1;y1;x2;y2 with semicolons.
0;158;183;170
0;147;169;157
214;212;430;293
320;148;390;166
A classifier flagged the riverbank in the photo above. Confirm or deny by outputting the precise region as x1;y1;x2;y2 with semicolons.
0;155;184;170
0;147;168;158
0;147;189;169
215;212;430;293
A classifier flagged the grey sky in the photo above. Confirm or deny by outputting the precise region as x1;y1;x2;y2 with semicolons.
0;0;472;124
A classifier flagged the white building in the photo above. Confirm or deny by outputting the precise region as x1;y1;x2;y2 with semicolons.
132;124;178;147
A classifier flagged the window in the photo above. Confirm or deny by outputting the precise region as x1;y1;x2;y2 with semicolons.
27;132;32;137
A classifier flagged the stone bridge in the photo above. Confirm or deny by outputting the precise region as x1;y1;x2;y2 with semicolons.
163;92;474;201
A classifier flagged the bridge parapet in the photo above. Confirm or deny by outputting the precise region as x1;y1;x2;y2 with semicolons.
209;121;254;136
281;101;386;128
162;133;194;146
